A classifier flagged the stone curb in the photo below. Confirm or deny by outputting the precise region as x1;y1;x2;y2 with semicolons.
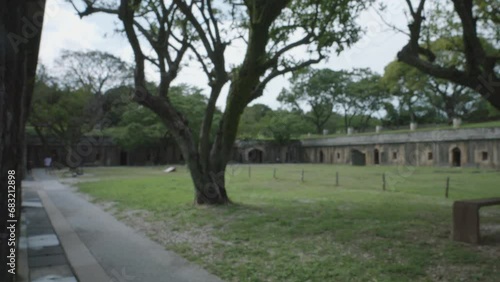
38;189;111;282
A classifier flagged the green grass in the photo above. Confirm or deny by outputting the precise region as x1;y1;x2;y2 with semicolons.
75;165;500;281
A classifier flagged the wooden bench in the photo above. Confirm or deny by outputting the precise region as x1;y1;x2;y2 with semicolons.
453;198;500;244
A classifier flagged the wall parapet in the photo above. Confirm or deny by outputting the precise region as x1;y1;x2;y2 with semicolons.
300;127;500;147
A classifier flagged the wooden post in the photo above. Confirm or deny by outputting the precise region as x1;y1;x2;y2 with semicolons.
453;201;480;244
382;173;386;191
335;172;339;187
248;166;251;178
445;177;450;198
273;168;276;179
301;169;304;182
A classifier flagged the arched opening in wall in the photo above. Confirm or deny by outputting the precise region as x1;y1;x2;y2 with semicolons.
120;151;128;166
351;149;366;166
452;147;461;167
319;150;324;163
374;149;380;165
248;148;263;163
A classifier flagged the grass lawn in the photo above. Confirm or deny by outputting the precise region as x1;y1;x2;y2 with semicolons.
73;164;500;281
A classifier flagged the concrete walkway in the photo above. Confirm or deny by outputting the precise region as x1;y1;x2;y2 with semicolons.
22;180;78;282
24;169;223;282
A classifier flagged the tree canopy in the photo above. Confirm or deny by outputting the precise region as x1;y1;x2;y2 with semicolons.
57;49;133;95
278;68;341;134
393;0;500;109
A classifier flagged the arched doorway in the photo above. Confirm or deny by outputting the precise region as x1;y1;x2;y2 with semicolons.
120;150;128;166
319;150;324;163
351;149;366;166
374;149;380;165
248;148;263;163
452;147;461;167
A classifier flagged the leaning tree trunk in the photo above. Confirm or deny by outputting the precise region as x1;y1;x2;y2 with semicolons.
137;93;232;205
1;1;46;281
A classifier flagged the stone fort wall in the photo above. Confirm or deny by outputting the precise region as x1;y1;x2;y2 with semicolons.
27;127;500;168
233;127;500;168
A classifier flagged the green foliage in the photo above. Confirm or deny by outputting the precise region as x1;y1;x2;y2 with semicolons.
270;0;373;56
381;36;497;126
237;104;273;139
101;86;134;127
278;68;347;134
169;84;218;141
425;1;499;48
30;78;94;146
277;67;386;134
238;106;311;142
105;105;166;150
381;61;432;124
57;49;133;95
263;110;311;143
334;68;387;131
29;51;134;158
107;83;220;150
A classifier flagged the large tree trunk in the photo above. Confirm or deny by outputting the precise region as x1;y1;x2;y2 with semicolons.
190;165;230;205
185;152;231;205
1;1;46;281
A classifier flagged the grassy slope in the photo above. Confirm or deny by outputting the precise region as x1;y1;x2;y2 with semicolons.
75;165;500;282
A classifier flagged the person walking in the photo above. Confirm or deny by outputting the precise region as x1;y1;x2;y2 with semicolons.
44;156;52;174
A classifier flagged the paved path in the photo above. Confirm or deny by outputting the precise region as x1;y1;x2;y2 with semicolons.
28;169;223;282
22;180;78;282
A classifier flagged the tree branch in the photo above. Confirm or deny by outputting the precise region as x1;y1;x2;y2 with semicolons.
252;55;324;100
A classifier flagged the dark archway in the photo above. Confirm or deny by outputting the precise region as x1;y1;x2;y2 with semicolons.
374;149;380;165
351;149;366;166
452;147;461;167
248;148;263;163
120;151;128;166
319;150;324;163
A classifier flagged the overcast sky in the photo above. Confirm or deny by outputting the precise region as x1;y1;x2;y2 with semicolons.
39;0;410;110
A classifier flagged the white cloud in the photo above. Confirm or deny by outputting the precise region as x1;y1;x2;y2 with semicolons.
39;0;132;68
